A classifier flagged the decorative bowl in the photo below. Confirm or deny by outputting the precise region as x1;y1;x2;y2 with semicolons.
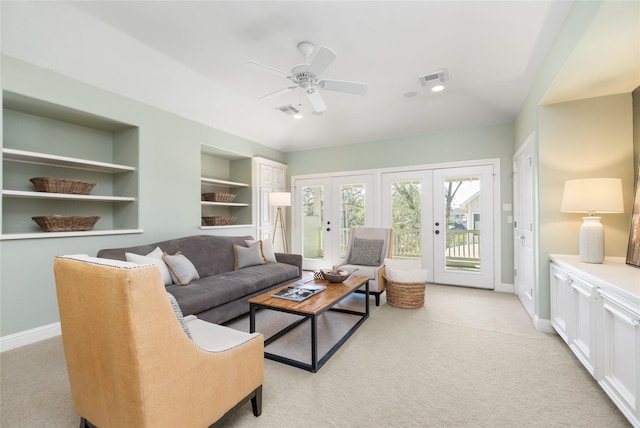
321;269;353;283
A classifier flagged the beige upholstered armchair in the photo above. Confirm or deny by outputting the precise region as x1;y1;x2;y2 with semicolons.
334;227;393;305
53;255;264;428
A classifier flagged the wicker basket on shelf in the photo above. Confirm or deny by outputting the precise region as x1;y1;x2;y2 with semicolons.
201;192;236;203
202;216;236;226
32;215;100;232
30;177;96;195
383;276;426;309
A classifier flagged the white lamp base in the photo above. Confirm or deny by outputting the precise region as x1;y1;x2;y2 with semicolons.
580;216;604;264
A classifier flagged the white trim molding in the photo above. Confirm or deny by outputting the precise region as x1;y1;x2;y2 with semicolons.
0;322;61;352
534;316;555;334
496;283;515;293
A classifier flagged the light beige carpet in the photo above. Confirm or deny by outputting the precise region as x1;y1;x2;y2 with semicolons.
1;284;630;427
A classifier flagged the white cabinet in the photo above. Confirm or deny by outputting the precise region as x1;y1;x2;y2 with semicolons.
2;92;141;239
598;289;640;427
550;255;640;427
550;262;598;375
252;157;287;245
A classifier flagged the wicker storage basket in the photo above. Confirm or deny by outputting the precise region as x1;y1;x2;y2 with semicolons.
30;177;96;195
32;215;100;232
384;276;426;309
202;216;236;226
201;192;236;203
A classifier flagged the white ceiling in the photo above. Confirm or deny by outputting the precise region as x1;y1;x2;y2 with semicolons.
3;1;633;153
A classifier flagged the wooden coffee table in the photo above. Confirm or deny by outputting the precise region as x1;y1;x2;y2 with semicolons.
249;275;369;372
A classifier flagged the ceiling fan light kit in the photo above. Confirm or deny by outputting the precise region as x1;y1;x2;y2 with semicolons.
249;41;368;115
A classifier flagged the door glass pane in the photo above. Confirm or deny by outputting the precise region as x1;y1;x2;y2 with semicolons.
443;176;481;272
302;185;324;259
339;183;366;257
390;180;421;260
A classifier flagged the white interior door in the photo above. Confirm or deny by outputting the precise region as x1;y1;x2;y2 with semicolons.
432;165;495;288
513;134;536;318
293;175;373;271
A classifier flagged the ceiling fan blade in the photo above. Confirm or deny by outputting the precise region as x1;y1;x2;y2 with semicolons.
246;61;291;78
306;89;327;113
319;79;368;95
258;85;297;100
306;46;336;77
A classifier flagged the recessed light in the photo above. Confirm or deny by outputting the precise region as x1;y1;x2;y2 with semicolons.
292;113;303;119
404;91;418;98
431;85;445;92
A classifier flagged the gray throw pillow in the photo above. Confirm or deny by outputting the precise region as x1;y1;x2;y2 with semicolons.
234;242;266;270
349;238;384;266
166;292;193;340
162;251;200;285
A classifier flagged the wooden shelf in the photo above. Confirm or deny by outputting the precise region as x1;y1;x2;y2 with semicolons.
3;148;135;173
200;224;253;230
201;177;249;187
201;200;249;207
3;190;135;202
1;228;144;241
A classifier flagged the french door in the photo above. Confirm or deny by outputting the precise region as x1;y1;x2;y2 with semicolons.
293;175;374;271
381;164;496;289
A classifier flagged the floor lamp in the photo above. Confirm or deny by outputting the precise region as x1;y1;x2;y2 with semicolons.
561;178;624;264
268;192;291;253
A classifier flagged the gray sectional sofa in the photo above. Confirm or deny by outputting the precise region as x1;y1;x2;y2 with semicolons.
97;235;302;324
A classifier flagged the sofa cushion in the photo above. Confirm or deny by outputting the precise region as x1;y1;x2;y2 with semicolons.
125;247;172;285
233;242;265;270
162;252;200;285
168;262;299;315
245;239;277;263
98;235;254;278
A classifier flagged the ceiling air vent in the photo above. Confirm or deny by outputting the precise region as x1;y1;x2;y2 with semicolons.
275;105;300;115
418;69;448;87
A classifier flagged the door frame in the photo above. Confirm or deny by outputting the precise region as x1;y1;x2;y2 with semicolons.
513;132;538;319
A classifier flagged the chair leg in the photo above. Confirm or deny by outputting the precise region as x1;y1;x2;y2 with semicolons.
79;418;95;428
251;385;263;417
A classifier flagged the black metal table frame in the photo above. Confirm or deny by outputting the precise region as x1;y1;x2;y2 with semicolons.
249;281;369;373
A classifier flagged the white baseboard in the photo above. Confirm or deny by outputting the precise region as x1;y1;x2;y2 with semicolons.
534;316;555;334
496;283;515;293
1;322;61;353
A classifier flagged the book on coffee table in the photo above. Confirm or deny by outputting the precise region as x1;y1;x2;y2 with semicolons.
271;283;327;302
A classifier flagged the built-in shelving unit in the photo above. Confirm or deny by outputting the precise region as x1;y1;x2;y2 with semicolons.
200;146;252;230
2;91;142;239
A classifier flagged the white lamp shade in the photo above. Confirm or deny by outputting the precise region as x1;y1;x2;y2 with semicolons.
560;178;624;214
268;192;291;207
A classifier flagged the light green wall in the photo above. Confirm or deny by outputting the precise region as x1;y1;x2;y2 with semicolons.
286;123;515;285
0;56;286;336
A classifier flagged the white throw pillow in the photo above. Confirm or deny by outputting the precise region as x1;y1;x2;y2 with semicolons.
245;239;278;263
162;252;200;286
233;242;266;270
126;247;172;285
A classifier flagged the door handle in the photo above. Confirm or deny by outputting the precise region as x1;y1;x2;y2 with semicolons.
326;228;331;232
435;230;440;235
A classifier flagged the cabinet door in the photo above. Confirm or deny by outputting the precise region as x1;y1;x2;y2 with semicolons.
598;291;640;426
569;276;598;377
550;264;571;343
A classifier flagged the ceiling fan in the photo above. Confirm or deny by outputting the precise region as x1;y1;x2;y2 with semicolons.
247;41;368;113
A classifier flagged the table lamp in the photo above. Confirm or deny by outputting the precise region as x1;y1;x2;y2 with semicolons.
268;192;291;253
561;178;624;263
